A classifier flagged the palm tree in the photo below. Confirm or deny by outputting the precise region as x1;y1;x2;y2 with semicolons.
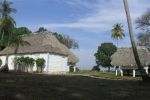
0;0;16;72
111;23;125;46
123;0;150;81
0;0;16;39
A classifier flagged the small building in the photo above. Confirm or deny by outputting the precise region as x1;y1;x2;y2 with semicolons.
0;32;79;73
111;47;150;77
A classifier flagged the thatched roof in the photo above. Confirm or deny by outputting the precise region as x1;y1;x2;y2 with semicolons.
111;47;150;69
68;51;79;64
0;31;79;64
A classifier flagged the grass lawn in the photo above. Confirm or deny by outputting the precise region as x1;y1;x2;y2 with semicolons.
0;72;150;100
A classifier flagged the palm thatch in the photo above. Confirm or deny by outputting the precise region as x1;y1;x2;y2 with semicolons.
0;31;79;64
111;46;150;69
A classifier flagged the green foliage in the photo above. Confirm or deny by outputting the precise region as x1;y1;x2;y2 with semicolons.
36;27;48;33
69;66;80;72
53;32;79;49
0;0;16;43
94;43;117;68
0;59;2;66
36;58;45;73
92;65;100;72
14;27;32;35
14;57;35;72
111;23;125;40
9;29;30;48
69;66;74;72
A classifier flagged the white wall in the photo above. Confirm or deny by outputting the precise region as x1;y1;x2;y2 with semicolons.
48;54;69;73
0;53;69;73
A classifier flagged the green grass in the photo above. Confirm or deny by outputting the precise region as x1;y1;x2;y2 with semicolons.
70;71;142;80
0;72;150;100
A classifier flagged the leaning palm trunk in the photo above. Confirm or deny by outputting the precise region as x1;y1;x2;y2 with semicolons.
13;45;19;71
0;50;9;72
2;34;12;72
0;42;10;72
123;0;150;81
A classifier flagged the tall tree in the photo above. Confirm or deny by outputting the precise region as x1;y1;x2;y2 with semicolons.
111;23;125;46
0;0;16;72
136;9;150;49
53;32;79;49
123;0;150;81
137;33;150;49
0;27;32;51
136;9;150;32
9;30;30;53
94;43;117;71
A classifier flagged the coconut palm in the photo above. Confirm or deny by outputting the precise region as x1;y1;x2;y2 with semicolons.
0;0;16;39
0;0;16;72
111;23;125;46
123;0;150;81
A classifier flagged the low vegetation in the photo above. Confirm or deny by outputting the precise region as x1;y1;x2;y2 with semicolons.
13;57;45;73
70;71;142;80
36;58;46;73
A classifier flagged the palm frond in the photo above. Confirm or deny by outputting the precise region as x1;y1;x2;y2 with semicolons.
111;23;125;40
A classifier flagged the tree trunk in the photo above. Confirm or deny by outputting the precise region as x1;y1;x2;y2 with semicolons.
13;45;19;71
123;0;150;81
0;47;9;72
108;66;110;72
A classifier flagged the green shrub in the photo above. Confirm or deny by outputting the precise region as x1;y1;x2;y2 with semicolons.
92;65;100;72
0;59;2;67
69;66;80;72
36;58;45;73
13;57;35;72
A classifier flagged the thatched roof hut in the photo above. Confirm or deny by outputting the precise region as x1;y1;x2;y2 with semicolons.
111;47;150;69
68;51;79;65
0;31;79;64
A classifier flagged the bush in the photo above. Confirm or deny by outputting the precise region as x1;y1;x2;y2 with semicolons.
36;58;45;73
13;57;35;72
0;59;2;67
69;66;74;72
92;65;100;72
69;66;80;72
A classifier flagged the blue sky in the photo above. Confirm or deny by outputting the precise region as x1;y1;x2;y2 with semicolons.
4;0;150;69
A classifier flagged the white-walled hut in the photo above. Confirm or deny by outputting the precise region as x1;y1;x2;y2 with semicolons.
111;47;150;77
0;31;79;73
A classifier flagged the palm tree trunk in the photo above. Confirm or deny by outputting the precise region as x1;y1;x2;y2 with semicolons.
123;0;150;81
3;32;12;72
13;45;19;71
3;46;10;72
0;31;5;51
0;47;9;72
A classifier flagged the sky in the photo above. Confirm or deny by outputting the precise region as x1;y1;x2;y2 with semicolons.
2;0;150;70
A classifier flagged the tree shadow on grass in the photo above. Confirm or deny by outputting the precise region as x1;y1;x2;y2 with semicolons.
0;72;150;100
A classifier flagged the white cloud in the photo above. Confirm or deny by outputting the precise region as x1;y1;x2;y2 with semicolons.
40;0;149;34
